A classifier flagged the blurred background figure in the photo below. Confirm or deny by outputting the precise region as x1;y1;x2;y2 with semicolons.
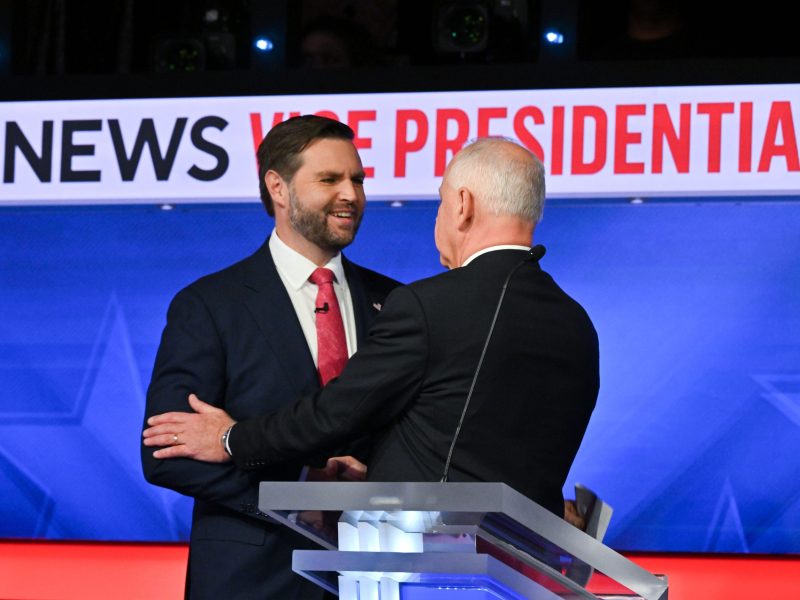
579;0;695;60
298;15;379;68
577;0;798;62
622;0;689;54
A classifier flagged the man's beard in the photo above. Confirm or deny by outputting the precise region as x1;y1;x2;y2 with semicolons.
288;187;362;252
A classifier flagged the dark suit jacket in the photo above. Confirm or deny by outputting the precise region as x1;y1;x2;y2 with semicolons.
230;249;600;518
141;237;399;600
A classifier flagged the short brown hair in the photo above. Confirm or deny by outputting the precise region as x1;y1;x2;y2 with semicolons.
256;115;355;215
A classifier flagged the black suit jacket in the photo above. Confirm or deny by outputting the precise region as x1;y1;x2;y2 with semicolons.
230;249;599;517
141;238;399;600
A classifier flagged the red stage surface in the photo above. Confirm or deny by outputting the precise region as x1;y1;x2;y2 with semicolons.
0;540;797;599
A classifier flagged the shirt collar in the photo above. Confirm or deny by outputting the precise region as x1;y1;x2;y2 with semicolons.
269;229;345;290
462;244;531;267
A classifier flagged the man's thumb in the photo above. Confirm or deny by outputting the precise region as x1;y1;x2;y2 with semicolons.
188;393;214;413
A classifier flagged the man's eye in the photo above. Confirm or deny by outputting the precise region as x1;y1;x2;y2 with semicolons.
321;178;336;184
353;178;365;186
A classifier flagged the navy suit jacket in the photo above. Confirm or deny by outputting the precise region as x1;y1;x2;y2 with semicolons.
141;237;399;599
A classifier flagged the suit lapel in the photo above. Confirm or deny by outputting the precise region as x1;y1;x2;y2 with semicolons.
343;256;380;341
241;240;319;394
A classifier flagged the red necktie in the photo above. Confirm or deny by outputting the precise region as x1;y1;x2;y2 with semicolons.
309;267;348;385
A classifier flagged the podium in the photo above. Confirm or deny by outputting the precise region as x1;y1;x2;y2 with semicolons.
258;482;668;600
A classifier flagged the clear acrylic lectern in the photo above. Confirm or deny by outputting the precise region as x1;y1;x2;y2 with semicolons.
258;482;668;600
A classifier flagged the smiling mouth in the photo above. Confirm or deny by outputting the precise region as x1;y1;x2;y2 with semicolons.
329;208;361;223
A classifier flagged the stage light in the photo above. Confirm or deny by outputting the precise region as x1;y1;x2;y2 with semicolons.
435;1;489;54
544;30;564;45
153;38;206;72
254;37;274;52
630;197;645;205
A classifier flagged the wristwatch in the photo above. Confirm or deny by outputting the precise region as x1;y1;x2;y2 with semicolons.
221;424;235;457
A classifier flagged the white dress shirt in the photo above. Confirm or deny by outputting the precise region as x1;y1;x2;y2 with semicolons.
269;230;358;366
462;244;531;267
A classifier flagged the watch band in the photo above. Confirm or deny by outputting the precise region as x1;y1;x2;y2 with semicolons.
221;424;235;457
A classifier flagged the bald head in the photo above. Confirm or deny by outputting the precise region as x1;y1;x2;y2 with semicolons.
444;137;545;224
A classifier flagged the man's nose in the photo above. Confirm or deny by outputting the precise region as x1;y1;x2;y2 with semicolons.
337;179;361;200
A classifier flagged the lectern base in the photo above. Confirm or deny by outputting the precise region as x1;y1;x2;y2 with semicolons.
294;550;567;600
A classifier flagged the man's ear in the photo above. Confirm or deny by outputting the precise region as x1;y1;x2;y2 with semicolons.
265;170;288;210
456;187;475;231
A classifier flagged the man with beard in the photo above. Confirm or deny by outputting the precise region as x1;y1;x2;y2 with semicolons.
141;115;399;600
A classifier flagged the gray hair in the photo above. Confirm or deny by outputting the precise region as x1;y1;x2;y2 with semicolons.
445;137;545;223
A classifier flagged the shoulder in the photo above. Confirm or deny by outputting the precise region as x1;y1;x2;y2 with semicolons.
175;242;270;303
180;257;246;299
344;259;402;296
405;264;470;298
538;269;592;313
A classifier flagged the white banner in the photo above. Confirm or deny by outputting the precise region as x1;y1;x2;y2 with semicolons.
2;83;799;205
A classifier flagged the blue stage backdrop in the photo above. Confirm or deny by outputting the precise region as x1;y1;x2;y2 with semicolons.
1;197;798;552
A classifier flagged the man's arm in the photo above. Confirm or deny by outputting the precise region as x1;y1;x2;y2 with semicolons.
145;285;429;468
141;286;261;512
232;285;428;466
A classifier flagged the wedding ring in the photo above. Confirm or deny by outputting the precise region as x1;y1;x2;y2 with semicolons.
172;434;179;444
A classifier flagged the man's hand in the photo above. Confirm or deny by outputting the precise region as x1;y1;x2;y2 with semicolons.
564;499;586;530
297;456;366;540
143;394;235;463
306;456;367;482
297;509;340;540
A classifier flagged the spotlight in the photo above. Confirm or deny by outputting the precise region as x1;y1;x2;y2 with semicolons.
543;30;564;45
254;37;274;52
629;197;645;205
